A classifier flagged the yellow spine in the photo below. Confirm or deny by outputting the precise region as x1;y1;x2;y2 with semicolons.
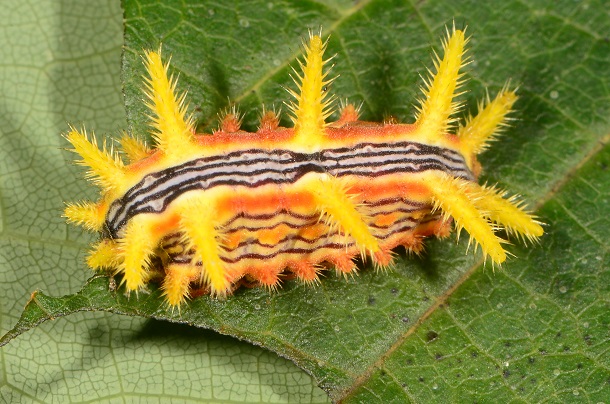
468;183;544;242
311;176;380;258
178;198;230;296
415;28;468;141
288;34;335;148
118;215;162;291
459;87;517;157
143;49;194;157
162;264;199;307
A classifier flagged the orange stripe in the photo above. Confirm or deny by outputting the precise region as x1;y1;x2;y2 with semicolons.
217;187;316;216
348;178;431;201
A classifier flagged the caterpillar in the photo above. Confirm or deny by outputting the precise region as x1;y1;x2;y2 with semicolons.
64;28;543;307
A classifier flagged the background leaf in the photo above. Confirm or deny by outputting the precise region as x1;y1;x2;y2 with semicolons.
1;0;609;403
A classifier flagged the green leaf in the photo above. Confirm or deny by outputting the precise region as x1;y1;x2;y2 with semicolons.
0;0;327;402
2;0;609;402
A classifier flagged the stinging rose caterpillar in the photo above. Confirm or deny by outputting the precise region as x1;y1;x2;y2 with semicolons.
64;27;544;307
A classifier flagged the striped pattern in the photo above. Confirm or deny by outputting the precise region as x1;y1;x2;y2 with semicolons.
106;141;472;237
160;200;440;268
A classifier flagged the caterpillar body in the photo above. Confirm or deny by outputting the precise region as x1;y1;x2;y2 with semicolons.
64;28;543;307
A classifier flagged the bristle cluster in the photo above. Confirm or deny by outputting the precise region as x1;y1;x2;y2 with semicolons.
87;240;121;270
63;27;544;308
258;106;280;132
118;215;161;291
162;264;199;308
218;105;243;133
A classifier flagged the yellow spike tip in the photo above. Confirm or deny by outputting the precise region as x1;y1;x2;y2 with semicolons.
64;201;106;232
467;183;544;243
162;264;199;307
65;127;126;192
415;27;468;140
459;85;518;158
289;33;336;147
143;49;194;157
